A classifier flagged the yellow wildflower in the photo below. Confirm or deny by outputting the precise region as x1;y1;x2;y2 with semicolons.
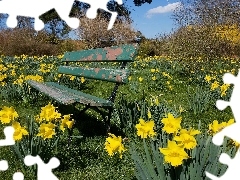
220;84;230;97
204;75;212;83
211;81;219;90
150;69;155;73
152;76;157;81
147;110;151;119
70;75;75;81
138;77;143;82
80;77;85;83
0;73;7;82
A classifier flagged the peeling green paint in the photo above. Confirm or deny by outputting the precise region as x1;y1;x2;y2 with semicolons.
63;44;138;62
58;66;129;83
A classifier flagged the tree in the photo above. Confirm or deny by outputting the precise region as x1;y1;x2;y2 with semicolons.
76;14;137;49
173;0;240;27
170;0;240;58
133;0;153;6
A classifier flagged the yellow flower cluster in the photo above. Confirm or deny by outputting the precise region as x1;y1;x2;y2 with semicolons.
13;74;43;86
0;103;74;141
35;103;74;140
0;106;28;141
204;75;231;97
39;63;54;73
160;113;200;167
214;24;240;45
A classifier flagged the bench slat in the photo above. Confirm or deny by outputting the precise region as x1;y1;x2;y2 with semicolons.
62;44;138;62
58;66;129;83
27;80;113;106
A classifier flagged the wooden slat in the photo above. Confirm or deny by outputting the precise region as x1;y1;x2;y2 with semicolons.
27;80;113;106
57;66;129;83
62;44;138;62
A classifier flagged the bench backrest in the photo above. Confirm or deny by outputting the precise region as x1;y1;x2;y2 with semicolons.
58;44;138;84
62;44;138;62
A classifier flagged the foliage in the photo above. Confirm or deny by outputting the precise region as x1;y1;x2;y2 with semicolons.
168;0;240;59
76;15;137;49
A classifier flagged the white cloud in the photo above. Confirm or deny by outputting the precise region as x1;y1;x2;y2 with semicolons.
146;2;182;18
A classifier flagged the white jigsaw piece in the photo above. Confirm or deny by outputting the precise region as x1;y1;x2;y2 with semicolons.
0;126;15;171
205;70;240;179
24;155;60;180
0;0;122;31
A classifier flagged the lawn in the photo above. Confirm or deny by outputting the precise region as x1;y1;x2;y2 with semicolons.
0;54;239;179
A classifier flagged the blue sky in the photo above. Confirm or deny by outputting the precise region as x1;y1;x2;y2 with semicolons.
125;0;181;38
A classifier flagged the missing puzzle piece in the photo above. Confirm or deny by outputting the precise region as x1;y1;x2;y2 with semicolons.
0;0;123;31
24;155;60;180
0;126;15;146
0;160;8;171
206;150;240;180
0;126;15;172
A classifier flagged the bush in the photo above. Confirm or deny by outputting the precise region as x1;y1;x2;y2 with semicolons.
0;28;63;56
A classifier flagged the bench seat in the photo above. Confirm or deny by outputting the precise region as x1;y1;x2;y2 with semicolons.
27;80;113;107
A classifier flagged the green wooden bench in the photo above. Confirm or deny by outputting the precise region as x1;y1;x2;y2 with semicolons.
27;44;138;134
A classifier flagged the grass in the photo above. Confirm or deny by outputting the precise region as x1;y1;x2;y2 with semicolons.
0;55;238;179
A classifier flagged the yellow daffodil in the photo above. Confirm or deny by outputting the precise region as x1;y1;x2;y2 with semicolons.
12;122;28;141
37;103;61;122
161;113;181;134
104;133;125;158
180;128;201;136
135;118;156;138
174;133;197;150
160;140;188;167
37;123;56;140
208;119;234;135
0;106;19;124
60;115;74;132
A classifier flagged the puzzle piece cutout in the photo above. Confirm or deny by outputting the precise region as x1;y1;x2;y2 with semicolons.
0;0;122;31
206;150;240;180
24;155;60;180
205;70;240;179
0;126;15;171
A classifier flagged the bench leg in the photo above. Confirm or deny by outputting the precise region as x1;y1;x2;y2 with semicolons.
67;105;90;147
106;107;113;134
